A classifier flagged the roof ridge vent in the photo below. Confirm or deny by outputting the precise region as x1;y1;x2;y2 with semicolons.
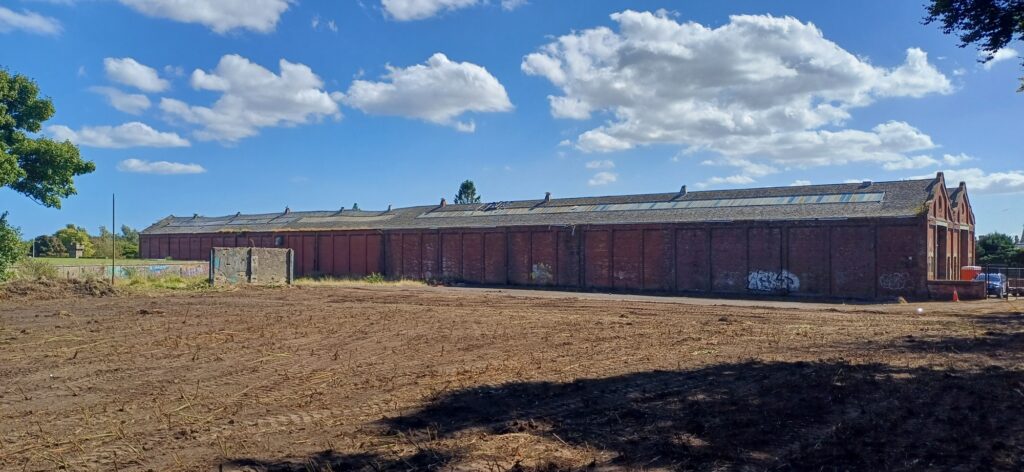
283;206;291;215
860;180;872;189
544;192;551;203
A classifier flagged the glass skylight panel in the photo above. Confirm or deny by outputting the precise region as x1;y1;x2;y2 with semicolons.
417;192;884;219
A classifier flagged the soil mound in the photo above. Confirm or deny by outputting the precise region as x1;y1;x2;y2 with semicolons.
0;278;118;301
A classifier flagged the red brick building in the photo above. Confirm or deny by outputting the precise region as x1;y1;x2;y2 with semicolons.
140;172;974;300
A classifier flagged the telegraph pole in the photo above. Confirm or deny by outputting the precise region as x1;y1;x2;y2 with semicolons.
111;193;116;285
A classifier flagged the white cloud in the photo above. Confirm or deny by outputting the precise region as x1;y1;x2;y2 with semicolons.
914;168;1024;194
790;180;811;186
160;54;342;142
90;86;151;115
104;57;169;93
382;0;478;21
341;53;512;131
0;6;61;35
47;122;190;148
501;0;527;11
327;20;338;32
588;171;618;186
882;155;939;171
117;158;206;175
943;153;973;166
698;175;756;188
164;65;185;77
982;48;1018;70
118;0;291;34
953;68;967;76
523;10;952;178
585;159;615;169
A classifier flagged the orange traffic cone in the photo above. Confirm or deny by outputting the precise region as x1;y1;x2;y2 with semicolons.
952;290;960;302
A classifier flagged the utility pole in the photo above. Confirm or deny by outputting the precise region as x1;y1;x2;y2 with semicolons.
111;193;116;285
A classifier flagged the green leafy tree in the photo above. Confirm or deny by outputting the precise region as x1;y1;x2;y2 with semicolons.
977;232;1019;265
1;69;95;207
454;179;482;204
32;235;65;257
54;224;93;257
0;213;23;280
925;0;1024;91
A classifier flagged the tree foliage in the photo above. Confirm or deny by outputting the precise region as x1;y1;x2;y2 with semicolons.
454;179;482;204
0;212;23;281
54;224;93;257
924;0;1024;91
1;69;95;207
976;232;1024;265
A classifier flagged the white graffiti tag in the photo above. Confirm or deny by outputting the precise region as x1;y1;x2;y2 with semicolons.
879;272;910;291
747;270;800;292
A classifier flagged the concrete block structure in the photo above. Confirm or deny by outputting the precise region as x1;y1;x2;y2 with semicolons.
140;172;976;300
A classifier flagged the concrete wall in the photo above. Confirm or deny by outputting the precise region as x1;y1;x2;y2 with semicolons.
53;262;208;280
210;247;293;286
143;217;930;299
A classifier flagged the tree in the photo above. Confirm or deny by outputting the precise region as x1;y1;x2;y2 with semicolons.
1;69;95;207
33;235;66;257
924;0;1024;91
454;179;482;204
976;232;1018;265
54;224;93;257
0;213;22;280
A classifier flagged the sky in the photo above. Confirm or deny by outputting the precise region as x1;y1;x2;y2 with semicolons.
1;0;1022;239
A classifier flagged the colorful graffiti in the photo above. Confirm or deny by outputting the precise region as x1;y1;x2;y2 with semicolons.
53;262;208;280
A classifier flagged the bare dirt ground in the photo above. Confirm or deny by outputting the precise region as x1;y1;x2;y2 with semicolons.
2;283;1024;471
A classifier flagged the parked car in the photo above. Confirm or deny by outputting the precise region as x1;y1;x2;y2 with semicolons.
975;273;1008;298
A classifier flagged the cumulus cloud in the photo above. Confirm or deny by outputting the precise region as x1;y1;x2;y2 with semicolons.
160;54;342;142
523;10;953;178
585;159;615;169
982;48;1018;70
588;171;618;186
341;53;512;131
117;158;206;175
698;175;756;188
943;153;973;166
47;122;190;148
882;155;939;171
90;87;151;115
501;0;528;11
915;168;1024;194
118;0;291;34
0;6;61;35
790;180;812;186
381;0;478;21
104;57;169;93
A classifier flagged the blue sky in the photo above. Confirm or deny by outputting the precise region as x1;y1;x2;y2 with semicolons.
2;0;1022;239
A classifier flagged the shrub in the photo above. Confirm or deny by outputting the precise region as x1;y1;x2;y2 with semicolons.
0;213;24;281
363;273;386;284
13;258;58;280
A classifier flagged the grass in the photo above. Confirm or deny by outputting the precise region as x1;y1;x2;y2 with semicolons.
295;273;426;288
28;257;189;266
120;274;212;292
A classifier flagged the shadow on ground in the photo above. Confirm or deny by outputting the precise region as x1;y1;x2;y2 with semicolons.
222;360;1024;471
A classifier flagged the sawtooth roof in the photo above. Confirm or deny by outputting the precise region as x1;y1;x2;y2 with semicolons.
142;177;938;235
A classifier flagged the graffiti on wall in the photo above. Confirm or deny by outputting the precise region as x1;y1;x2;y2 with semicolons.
531;263;553;284
879;272;910;291
747;270;800;292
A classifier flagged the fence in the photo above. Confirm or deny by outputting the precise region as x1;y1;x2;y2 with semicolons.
976;266;1024;298
210;247;294;286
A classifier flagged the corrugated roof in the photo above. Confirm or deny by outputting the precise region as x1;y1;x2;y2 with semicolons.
141;178;937;235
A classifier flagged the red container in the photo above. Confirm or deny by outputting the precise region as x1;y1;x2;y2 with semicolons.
960;266;982;281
